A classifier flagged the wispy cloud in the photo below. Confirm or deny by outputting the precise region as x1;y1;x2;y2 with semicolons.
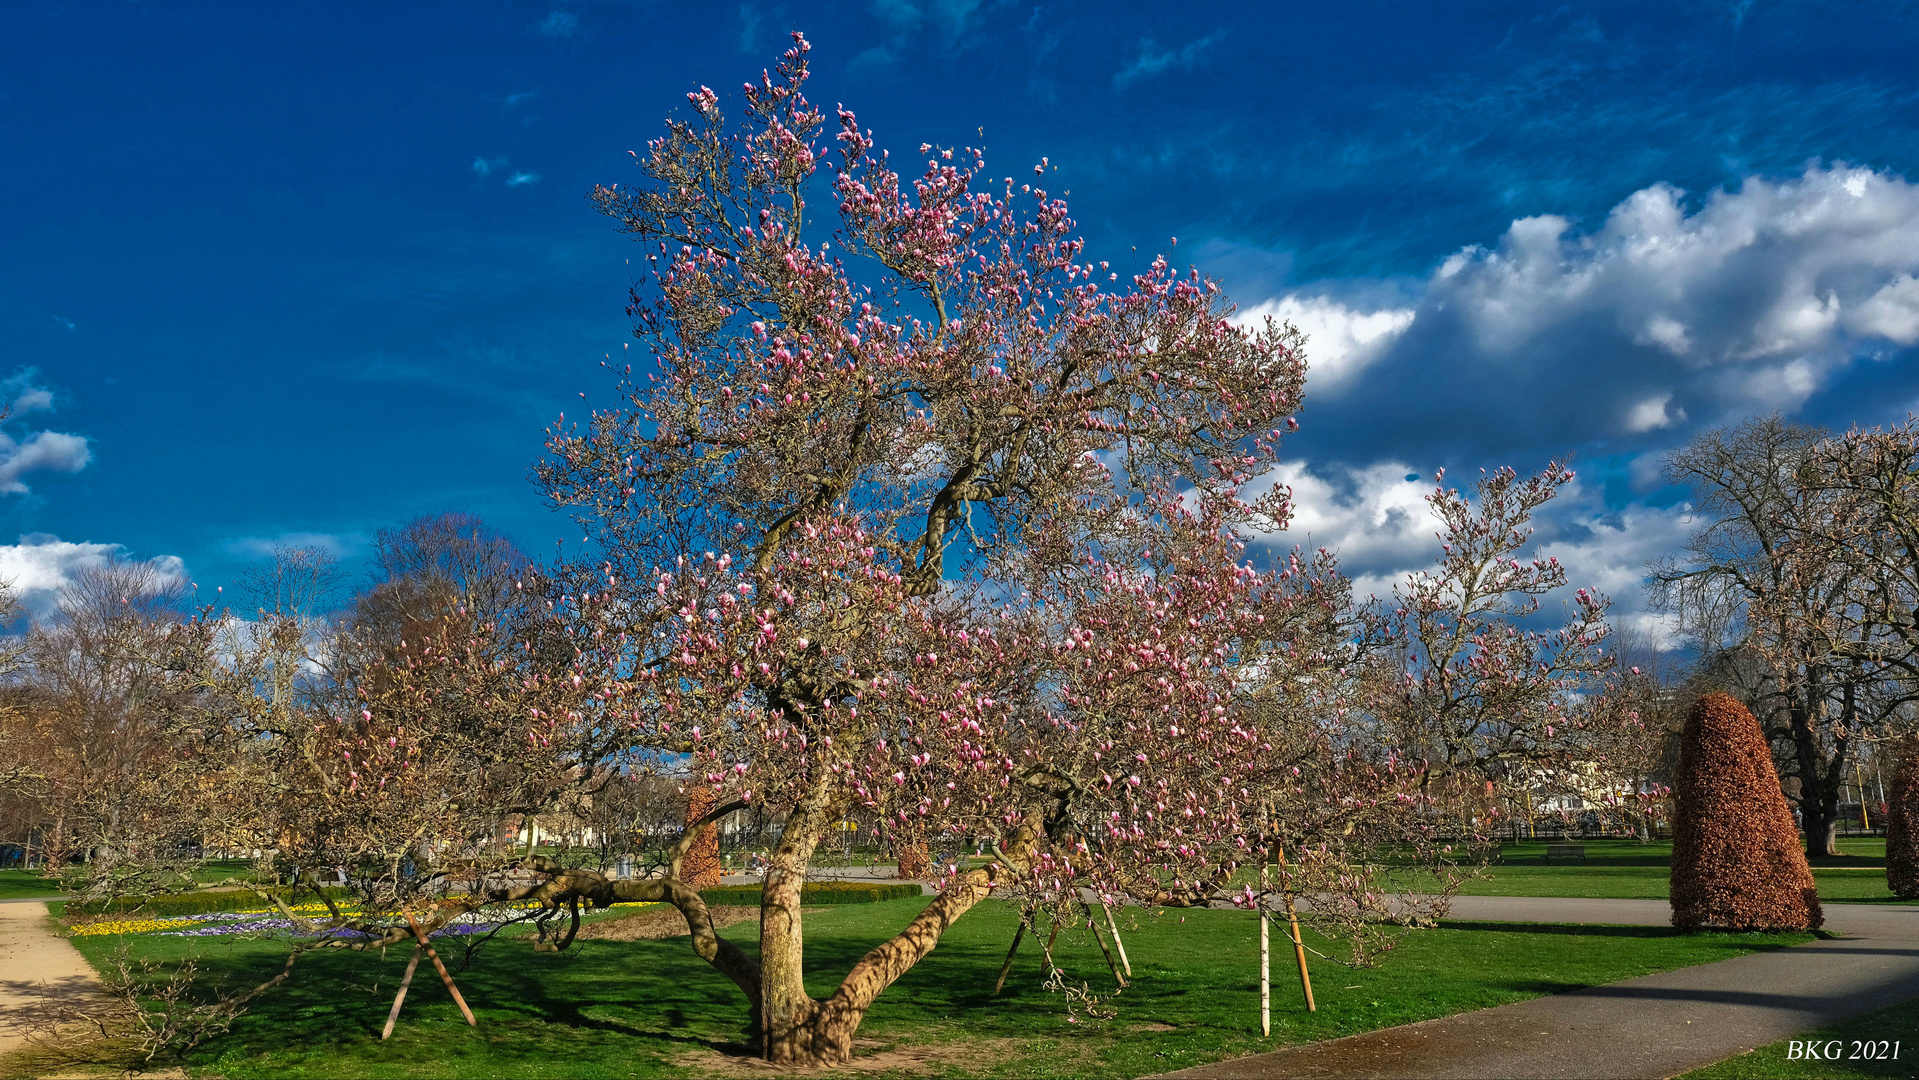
500;90;540;109
854;0;986;69
223;531;365;559
0;371;90;495
472;157;538;188
0;432;89;494
51;315;74;332
739;3;762;52
538;10;580;38
2;370;55;415
1114;31;1225;89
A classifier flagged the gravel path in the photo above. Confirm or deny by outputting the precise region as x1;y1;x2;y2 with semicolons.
1156;897;1919;1080
0;901;102;1059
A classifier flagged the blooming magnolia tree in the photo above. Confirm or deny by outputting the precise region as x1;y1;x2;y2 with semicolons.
486;34;1456;1065
1363;464;1621;831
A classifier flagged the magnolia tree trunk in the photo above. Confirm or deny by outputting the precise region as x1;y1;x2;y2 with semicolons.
748;789;1041;1065
762;830;1002;1065
760;797;826;1063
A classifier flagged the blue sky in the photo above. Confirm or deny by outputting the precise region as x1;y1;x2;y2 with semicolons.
7;1;1919;640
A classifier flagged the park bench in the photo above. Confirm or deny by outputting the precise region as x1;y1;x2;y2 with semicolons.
1541;843;1587;864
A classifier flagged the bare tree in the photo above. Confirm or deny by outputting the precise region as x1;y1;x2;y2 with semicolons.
17;560;202;890
1655;416;1914;855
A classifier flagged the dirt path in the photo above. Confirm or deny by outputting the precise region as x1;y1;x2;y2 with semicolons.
0;901;101;1059
1156;898;1919;1080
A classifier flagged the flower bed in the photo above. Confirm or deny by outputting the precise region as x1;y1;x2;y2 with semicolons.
68;900;662;939
65;887;354;919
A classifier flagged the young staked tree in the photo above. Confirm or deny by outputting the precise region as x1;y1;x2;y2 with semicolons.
1363;464;1619;828
384;35;1465;1064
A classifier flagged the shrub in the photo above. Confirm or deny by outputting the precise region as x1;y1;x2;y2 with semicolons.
1670;692;1822;930
1887;735;1919;899
699;881;920;907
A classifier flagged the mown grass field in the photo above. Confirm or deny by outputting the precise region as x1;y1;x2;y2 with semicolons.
0;859;268;901
41;896;1815;1079
1426;839;1912;903
0;869;63;899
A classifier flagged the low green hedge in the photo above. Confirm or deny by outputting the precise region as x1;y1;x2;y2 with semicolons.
66;887;352;918
699;881;921;906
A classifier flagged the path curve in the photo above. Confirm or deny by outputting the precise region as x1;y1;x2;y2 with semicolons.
1156;897;1919;1080
0;901;102;1059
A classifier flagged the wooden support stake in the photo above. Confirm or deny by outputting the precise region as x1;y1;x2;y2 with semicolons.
993;917;1027;995
380;945;422;1040
1858;766;1872;829
1259;908;1271;1035
1285;899;1315;1013
1090;915;1128;988
405;912;477;1026
1276;850;1316;1013
1103;904;1132;977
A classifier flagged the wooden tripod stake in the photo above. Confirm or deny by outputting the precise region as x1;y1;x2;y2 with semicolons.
1091;915;1128;988
1103;903;1132;977
405;911;478;1026
1858;765;1872;829
993;915;1028;995
380;945;423;1040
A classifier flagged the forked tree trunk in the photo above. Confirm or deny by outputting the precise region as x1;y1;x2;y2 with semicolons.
760;796;827;1062
764;862;1003;1065
507;803;1042;1067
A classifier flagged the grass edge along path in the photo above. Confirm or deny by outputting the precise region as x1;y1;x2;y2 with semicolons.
1160;899;1919;1080
1678;998;1919;1080
45;897;1817;1079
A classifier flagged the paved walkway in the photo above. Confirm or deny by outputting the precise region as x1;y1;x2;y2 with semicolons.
0;901;102;1059
1159;897;1919;1080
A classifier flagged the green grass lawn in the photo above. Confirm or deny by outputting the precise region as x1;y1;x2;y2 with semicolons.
1431;839;1914;904
0;868;64;899
49;897;1813;1079
0;860;280;903
1678;999;1919;1079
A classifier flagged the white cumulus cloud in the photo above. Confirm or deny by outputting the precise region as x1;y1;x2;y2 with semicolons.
1256;460;1695;648
1425;163;1919;417
1235;296;1415;394
0;535;188;617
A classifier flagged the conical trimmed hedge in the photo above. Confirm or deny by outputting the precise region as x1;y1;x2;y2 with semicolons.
1887;736;1919;900
1670;693;1823;930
